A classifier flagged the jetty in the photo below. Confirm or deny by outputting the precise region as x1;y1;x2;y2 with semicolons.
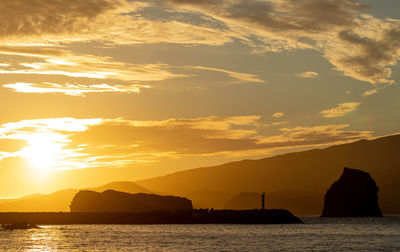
0;209;302;225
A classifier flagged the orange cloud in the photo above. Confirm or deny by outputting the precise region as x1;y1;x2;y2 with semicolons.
164;0;400;84
2;0;399;85
295;71;319;79
0;0;232;47
0;116;374;172
0;47;188;95
258;124;371;147
272;112;284;118
68;116;372;162
320;102;361;118
0;48;184;82
362;89;378;97
187;66;265;83
4;82;149;96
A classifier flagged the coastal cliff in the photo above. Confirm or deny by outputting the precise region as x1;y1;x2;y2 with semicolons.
321;168;382;217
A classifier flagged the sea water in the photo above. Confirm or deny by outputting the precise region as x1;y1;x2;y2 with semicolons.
0;217;399;251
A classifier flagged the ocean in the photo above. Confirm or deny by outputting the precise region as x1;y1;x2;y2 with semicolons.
0;217;399;251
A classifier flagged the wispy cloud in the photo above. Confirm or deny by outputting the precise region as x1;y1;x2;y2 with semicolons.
0;0;232;47
2;0;399;85
0;116;373;171
187;66;265;83
0;48;184;82
362;89;378;97
68;116;372;162
320;102;361;118
258;124;371;146
0;0;134;45
324;24;400;85
4;82;149;96
295;71;319;79
272;112;284;118
0;47;188;95
164;0;400;84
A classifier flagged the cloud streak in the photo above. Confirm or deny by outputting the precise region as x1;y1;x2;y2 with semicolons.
0;116;373;171
362;89;378;97
320;102;361;118
272;112;284;118
0;48;183;82
4;82;149;96
0;47;188;95
68;116;372;162
187;66;265;83
295;71;319;79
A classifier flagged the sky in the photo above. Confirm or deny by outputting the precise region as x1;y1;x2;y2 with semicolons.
0;0;399;197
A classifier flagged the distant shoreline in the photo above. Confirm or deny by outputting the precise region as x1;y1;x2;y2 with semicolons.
0;209;302;225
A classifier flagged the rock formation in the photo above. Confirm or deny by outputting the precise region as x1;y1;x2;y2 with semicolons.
70;190;193;213
321;167;382;217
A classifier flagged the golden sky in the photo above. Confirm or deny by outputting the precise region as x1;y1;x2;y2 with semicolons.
0;0;399;197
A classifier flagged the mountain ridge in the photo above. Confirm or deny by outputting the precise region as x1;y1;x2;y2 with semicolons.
136;134;400;214
1;134;399;214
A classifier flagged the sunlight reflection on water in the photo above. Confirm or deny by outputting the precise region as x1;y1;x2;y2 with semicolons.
0;217;399;251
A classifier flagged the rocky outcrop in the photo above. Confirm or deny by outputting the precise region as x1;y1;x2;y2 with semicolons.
70;190;193;213
321;167;382;217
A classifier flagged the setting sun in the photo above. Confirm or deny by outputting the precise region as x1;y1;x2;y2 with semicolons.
21;135;61;174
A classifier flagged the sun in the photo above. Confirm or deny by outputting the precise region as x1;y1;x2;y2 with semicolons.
22;134;61;174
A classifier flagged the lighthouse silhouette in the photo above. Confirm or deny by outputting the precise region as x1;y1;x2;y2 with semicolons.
261;192;265;210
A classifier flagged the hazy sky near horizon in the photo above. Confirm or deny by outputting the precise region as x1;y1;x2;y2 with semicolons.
0;0;399;196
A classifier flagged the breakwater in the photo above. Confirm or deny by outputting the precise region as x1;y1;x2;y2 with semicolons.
0;209;302;225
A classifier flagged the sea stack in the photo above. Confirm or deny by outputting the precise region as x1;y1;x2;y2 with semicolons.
321;167;382;217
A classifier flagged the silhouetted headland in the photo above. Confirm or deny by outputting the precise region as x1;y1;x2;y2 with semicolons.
321;167;382;217
70;190;193;212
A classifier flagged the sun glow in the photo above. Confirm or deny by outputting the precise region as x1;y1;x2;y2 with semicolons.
0;118;105;175
21;135;62;174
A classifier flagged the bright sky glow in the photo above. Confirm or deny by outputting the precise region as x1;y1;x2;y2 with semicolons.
0;0;399;196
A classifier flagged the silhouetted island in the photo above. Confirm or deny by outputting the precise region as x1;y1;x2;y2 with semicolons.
321;167;383;217
70;190;193;212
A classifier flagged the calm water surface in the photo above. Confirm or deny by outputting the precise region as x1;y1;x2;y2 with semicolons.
0;217;399;251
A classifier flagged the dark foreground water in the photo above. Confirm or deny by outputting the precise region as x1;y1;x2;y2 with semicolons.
0;217;399;251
